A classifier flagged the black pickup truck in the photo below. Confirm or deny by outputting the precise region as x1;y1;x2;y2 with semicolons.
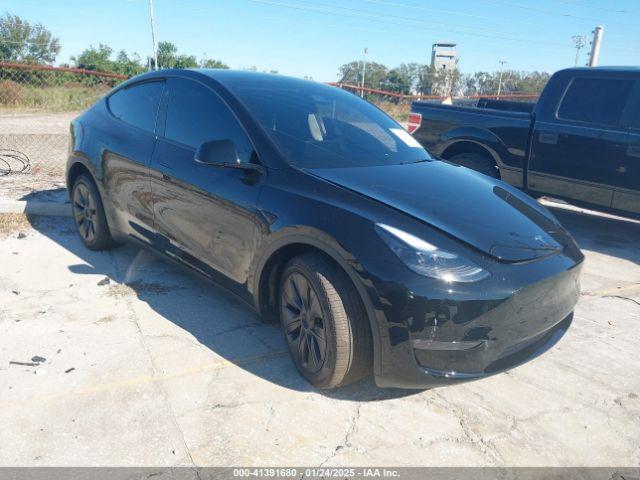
410;67;640;217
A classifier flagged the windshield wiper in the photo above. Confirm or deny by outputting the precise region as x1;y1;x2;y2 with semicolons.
400;158;431;165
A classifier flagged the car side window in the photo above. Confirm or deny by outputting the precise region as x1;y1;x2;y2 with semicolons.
163;77;253;162
108;81;164;133
557;77;635;127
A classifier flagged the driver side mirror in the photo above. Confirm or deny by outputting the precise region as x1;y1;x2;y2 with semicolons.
195;139;240;166
194;140;264;174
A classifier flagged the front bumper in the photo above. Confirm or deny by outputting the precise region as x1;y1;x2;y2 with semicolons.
359;250;583;389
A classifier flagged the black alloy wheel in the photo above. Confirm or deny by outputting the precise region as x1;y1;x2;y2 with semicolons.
279;253;373;389
73;181;98;244
71;174;118;251
281;271;327;374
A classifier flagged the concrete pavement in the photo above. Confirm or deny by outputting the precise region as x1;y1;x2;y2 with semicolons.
0;210;639;467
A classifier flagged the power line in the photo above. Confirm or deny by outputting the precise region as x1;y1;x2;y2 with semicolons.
245;0;638;53
556;0;632;14
0;38;57;46
475;0;613;22
247;0;566;46
277;0;537;37
356;0;546;27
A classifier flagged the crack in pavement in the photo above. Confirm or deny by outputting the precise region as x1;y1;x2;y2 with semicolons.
432;392;505;465
602;295;640;307
123;289;202;474
318;402;362;467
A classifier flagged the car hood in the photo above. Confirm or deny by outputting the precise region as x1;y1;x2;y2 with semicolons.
308;161;571;262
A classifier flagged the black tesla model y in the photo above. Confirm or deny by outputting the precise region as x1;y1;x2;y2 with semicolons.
66;70;584;389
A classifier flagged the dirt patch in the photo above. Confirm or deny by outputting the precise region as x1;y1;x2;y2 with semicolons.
106;280;174;298
0;213;31;236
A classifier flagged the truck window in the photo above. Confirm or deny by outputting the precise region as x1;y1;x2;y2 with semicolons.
557;77;634;127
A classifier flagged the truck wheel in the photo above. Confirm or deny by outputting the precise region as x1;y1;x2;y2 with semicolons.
449;153;499;179
279;253;372;389
71;174;118;251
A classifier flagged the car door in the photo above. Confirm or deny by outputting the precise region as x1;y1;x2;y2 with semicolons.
529;76;635;209
102;80;164;240
150;76;264;286
612;82;640;215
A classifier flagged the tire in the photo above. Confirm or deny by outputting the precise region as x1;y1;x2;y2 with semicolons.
71;174;118;251
449;152;499;178
279;253;373;389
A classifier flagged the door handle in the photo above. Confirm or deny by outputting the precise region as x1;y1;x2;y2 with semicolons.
616;166;627;174
627;145;640;158
538;132;559;145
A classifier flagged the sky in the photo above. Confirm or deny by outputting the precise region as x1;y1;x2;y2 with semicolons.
3;0;639;81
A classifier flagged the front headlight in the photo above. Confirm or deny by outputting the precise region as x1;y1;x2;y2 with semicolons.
375;223;490;283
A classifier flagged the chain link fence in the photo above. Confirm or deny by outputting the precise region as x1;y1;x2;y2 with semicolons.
0;63;540;199
0;63;126;197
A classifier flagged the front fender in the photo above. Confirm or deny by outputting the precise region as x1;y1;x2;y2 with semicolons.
247;225;390;379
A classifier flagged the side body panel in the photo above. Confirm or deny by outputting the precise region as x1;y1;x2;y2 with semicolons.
411;102;533;186
149;76;265;293
529;74;639;209
67;98;158;241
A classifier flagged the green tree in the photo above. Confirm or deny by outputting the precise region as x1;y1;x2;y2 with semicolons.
397;62;422;92
71;44;144;75
338;60;388;89
157;41;197;69
0;13;60;64
71;44;114;71
200;57;229;69
114;50;145;76
416;64;436;95
382;69;411;95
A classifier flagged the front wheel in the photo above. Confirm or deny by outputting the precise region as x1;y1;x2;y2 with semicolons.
71;174;118;251
279;253;372;389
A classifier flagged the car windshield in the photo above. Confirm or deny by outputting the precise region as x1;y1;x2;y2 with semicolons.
223;76;432;169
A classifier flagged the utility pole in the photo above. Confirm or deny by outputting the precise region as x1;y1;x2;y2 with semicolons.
572;35;586;67
361;47;368;97
148;0;159;70
587;26;604;67
497;60;507;98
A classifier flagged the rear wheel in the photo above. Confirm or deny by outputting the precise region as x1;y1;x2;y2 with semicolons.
279;253;372;389
449;152;499;179
71;174;118;250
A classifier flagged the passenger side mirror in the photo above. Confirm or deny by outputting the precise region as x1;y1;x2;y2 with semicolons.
195;139;240;166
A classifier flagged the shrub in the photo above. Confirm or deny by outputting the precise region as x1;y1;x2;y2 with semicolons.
0;80;22;105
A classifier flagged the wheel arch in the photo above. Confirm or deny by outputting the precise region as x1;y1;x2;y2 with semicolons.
439;126;507;168
66;159;93;192
249;229;386;377
441;140;497;163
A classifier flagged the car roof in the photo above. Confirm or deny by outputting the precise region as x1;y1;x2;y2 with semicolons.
556;66;640;77
120;68;315;89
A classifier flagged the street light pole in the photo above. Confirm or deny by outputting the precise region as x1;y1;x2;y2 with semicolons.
572;35;586;67
587;26;604;67
497;60;507;98
361;47;368;97
149;0;159;70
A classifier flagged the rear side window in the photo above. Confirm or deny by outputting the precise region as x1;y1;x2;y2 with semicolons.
163;78;253;162
108;81;164;133
558;77;634;126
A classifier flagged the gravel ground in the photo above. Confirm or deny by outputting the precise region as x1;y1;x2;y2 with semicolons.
0;206;639;468
0;112;74;200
